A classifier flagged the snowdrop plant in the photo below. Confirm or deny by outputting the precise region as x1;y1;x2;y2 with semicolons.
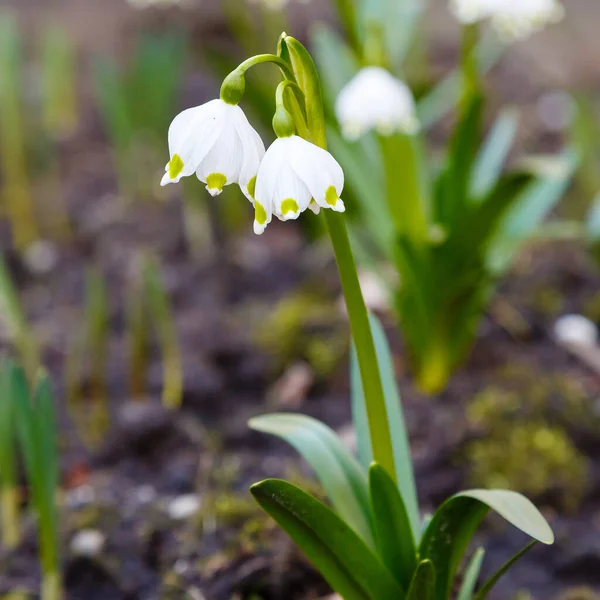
250;314;555;600
313;0;574;394
162;33;555;599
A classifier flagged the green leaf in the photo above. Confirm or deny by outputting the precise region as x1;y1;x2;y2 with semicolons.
490;148;578;273
473;541;536;600
406;560;435;600
351;313;420;541
419;490;553;600
471;108;519;200
249;413;374;547
369;463;416;589
0;360;19;490
311;25;359;109
251;479;405;600
457;548;485;600
438;95;484;228
417;36;504;130
585;190;600;243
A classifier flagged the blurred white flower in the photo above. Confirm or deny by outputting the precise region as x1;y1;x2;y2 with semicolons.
335;67;419;141
450;0;564;39
554;314;598;348
161;98;264;200
253;136;345;235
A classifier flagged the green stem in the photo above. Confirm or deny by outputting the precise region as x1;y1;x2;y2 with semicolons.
460;23;480;109
233;53;295;80
324;211;396;479
41;570;62;600
280;36;397;480
379;133;427;245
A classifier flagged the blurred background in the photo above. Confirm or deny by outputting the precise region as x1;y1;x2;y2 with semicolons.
1;0;600;599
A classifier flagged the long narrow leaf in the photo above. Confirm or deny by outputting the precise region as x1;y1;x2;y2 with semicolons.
369;463;416;590
406;559;435;600
351;313;420;540
249;413;374;547
471;108;519;200
473;541;536;600
420;490;553;600
457;548;485;600
251;479;405;600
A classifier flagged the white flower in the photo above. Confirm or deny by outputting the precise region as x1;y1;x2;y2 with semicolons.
450;0;564;39
253;135;345;235
335;67;419;141
554;314;598;348
161;99;265;200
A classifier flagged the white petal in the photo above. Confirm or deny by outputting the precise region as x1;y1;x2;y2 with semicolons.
287;136;345;212
195;113;243;195
161;99;224;186
236;109;265;202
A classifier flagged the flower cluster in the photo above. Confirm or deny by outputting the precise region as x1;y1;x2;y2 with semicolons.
161;97;344;235
450;0;564;39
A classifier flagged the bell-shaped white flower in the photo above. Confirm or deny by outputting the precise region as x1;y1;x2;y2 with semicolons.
450;0;564;40
253;135;345;235
161;98;265;200
335;67;419;141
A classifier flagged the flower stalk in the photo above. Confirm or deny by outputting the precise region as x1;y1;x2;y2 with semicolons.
280;36;397;481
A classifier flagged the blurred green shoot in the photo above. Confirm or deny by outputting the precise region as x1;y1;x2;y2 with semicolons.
12;362;62;600
64;267;110;448
36;25;78;240
126;266;150;399
142;254;182;410
41;26;78;138
0;14;38;248
94;32;187;201
84;267;110;443
0;254;40;379
0;359;20;548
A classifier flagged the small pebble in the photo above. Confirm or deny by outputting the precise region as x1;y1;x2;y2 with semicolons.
136;485;157;505
168;494;201;520
23;240;59;276
71;529;106;556
554;314;598;348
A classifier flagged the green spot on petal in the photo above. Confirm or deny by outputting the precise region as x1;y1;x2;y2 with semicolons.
247;175;257;199
206;173;227;192
281;198;299;215
169;154;184;179
255;201;267;225
325;185;339;206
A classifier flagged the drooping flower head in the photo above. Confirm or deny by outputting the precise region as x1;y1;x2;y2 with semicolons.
161;98;264;200
335;67;419;141
450;0;564;39
253;135;345;235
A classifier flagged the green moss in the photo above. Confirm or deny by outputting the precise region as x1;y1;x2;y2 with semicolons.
465;379;590;512
554;588;600;600
254;291;345;377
